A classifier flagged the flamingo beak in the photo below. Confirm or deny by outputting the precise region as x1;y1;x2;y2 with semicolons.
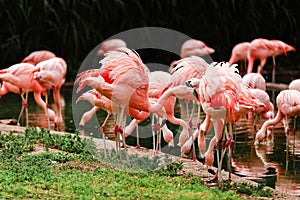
193;89;199;100
288;45;296;52
185;80;193;87
205;46;215;54
160;119;167;127
197;156;205;164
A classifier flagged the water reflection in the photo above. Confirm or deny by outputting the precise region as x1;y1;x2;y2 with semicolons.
232;117;300;195
0;86;75;132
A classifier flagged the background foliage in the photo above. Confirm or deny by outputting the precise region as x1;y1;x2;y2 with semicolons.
1;0;299;81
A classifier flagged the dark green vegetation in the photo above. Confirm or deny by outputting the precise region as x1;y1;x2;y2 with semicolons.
1;0;299;82
0;127;272;199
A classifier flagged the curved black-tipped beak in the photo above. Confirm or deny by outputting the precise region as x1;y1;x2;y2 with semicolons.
197;156;205;164
160;119;167;127
185;80;193;87
208;168;216;175
193;89;199;100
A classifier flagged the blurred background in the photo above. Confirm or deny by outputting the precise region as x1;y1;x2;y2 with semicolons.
1;0;299;82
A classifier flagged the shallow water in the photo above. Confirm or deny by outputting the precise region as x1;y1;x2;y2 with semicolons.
0;85;300;195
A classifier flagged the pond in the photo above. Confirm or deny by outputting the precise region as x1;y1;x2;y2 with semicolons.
0;84;299;196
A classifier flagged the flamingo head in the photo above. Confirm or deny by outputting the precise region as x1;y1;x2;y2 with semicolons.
278;44;296;56
254;128;266;145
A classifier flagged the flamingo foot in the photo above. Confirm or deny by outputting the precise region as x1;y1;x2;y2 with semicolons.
114;125;123;135
153;150;159;156
136;144;141;149
193;156;197;162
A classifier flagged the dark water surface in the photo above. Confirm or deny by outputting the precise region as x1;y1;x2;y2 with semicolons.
0;84;300;196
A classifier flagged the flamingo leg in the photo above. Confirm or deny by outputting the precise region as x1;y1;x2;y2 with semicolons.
17;93;29;126
211;118;226;183
136;123;140;149
285;115;290;172
151;114;158;156
44;90;50;130
101;114;110;159
185;101;197;161
272;56;276;83
197;105;203;158
119;106;129;165
53;87;63;130
213;119;221;182
292;116;297;158
156;116;161;154
226;123;233;181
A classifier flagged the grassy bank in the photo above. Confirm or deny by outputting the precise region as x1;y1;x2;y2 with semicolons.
0;127;272;199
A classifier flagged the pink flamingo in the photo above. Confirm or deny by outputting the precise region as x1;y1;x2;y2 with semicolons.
180;39;215;58
97;39;127;56
186;69;264;183
195;62;243;182
249;88;274;131
0;63;56;127
21;50;56;65
77;38;127;134
247;38;295;83
255;90;300;144
289;79;300;91
76;89;115;158
169;56;210;160
242;73;266;91
77;48;195;156
124;71;176;153
228;42;250;74
188;62;263;182
33;57;67;129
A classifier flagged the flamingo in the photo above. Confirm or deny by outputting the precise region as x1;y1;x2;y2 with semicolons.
192;62;242;182
77;38;128;130
289;79;300;91
228;42;250;74
0;63;56;127
247;38;295;83
242;73;266;91
97;39;127;56
76;89;115;158
169;56;209;160
187;62;263;182
180;39;215;58
255;90;300;145
33;57;67;129
76;48;195;156
21;50;56;65
249;88;274;131
124;71;176;153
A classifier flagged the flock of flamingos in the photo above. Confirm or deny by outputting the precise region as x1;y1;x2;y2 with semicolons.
1;37;300;183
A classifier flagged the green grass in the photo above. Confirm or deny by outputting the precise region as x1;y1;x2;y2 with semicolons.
0;127;272;199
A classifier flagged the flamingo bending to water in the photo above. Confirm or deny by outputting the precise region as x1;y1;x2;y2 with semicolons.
0;63;56;127
255;90;300;144
33;57;67;129
76;48;195;156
